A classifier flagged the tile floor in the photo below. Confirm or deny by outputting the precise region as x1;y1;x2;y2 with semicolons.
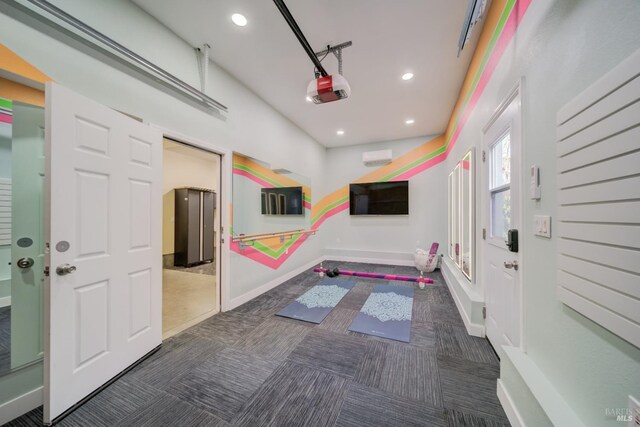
9;262;509;426
163;269;218;337
163;255;217;276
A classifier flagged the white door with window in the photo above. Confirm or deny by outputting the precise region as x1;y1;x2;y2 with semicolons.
482;86;522;357
45;83;162;423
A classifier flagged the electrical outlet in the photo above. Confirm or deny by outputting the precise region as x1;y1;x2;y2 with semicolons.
629;395;640;427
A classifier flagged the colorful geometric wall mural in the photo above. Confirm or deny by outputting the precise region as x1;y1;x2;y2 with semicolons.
0;98;12;124
232;0;532;269
231;154;314;269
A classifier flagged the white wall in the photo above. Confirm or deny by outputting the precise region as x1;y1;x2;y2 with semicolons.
0;0;326;305
446;0;640;425
3;0;638;424
0;0;328;413
322;135;447;264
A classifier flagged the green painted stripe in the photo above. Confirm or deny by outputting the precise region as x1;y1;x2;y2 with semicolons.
312;196;349;224
0;98;12;110
233;164;282;187
234;163;311;206
311;145;442;223
380;145;446;181
252;233;302;258
240;1;520;263
445;0;516;148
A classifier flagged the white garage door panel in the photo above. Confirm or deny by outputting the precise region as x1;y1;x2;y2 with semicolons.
558;254;640;299
556;48;640;350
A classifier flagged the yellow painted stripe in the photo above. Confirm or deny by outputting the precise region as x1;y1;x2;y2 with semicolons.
233;153;311;197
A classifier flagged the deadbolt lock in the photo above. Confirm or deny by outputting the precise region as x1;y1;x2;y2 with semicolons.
17;258;35;269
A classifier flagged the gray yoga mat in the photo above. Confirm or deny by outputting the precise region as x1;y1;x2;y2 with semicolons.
276;278;354;324
348;284;414;343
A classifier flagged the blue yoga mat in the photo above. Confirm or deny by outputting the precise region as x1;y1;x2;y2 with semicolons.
276;278;354;324
348;284;414;343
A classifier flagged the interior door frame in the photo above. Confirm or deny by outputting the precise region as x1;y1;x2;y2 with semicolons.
480;78;526;353
148;124;231;313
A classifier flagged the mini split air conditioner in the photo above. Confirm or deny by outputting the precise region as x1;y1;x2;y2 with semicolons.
362;149;392;166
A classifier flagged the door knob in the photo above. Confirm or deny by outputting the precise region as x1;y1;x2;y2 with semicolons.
56;264;77;276
17;258;35;269
504;260;519;271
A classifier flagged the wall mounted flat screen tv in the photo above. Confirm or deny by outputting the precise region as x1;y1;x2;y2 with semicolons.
261;186;304;215
349;181;409;215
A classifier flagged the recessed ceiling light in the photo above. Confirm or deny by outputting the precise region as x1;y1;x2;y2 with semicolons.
306;96;312;102
231;13;248;27
405;119;415;125
336;130;345;135
402;72;414;81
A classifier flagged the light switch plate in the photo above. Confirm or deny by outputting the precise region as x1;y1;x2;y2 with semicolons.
534;215;551;238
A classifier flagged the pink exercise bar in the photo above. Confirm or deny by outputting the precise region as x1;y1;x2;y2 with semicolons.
313;268;434;284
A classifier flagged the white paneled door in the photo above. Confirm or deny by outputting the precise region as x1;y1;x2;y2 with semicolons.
44;83;162;423
482;85;522;358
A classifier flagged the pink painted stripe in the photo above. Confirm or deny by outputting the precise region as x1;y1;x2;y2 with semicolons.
0;114;12;124
446;0;532;157
311;201;349;229
233;1;532;269
230;233;309;270
233;168;275;188
391;152;446;182
234;167;309;208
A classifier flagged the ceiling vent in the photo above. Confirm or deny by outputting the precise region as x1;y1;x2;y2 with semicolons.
363;149;392;167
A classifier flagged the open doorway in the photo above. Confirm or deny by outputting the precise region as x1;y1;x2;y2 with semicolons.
162;138;221;338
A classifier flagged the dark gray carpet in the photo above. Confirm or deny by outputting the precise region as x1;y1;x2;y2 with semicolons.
0;306;10;376
7;263;509;427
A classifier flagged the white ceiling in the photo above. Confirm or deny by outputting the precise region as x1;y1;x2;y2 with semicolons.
133;0;482;148
163;138;219;161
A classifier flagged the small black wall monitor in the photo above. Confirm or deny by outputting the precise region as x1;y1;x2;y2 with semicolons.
349;181;409;215
261;186;304;215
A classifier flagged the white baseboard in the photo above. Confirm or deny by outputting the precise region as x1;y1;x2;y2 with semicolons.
226;252;417;311
0;296;11;308
441;259;485;337
226;257;324;311
497;379;525;427
0;386;43;425
502;347;583;427
324;254;414;267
